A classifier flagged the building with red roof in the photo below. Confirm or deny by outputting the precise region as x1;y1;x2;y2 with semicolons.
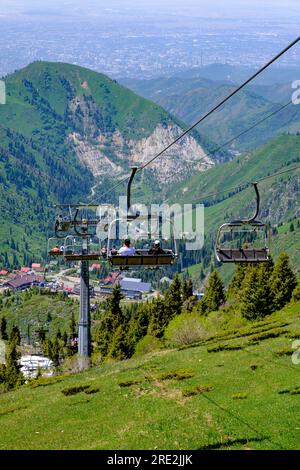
100;272;120;286
4;274;44;292
90;264;101;270
20;267;30;274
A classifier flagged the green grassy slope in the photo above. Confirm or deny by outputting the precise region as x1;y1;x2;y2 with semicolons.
0;61;214;266
169;134;300;205
123;76;300;152
187;217;300;287
0;301;300;450
169;135;300;286
3;61;173;141
0;292;78;340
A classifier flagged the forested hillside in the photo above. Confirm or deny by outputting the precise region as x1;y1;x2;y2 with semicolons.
0;61;215;267
122;75;300;151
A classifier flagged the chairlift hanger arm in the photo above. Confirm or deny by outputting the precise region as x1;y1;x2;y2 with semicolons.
127;166;138;214
231;182;260;225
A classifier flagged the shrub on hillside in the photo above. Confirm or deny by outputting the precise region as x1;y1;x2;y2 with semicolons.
134;335;161;357
196;271;225;315
61;356;90;375
164;312;209;346
270;253;297;310
292;281;300;302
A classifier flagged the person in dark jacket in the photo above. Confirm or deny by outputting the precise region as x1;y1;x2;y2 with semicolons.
149;240;165;255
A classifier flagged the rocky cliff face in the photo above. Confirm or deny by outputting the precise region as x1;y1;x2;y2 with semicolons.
2;61;217;202
69;120;213;185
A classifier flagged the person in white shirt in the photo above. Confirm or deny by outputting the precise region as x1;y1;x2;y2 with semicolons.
118;239;136;256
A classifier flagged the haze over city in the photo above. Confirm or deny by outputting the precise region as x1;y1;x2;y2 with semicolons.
0;0;300;79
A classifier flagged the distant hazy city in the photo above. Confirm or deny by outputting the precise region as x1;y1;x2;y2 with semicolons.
1;4;300;79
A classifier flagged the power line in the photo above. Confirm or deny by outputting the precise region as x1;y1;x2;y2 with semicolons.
197;164;300;203
91;35;300;205
139;37;300;173
208;100;293;155
91;100;295;205
200;392;285;450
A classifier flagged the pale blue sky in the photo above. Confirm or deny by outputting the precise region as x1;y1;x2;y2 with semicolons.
1;0;300;18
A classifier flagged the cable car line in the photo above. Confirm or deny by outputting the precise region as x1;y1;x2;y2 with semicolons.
90;35;300;206
88;98;295;207
51;36;300;269
197;163;300;203
200;393;285;450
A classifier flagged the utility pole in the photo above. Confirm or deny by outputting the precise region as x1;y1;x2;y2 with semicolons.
78;232;91;360
50;207;101;366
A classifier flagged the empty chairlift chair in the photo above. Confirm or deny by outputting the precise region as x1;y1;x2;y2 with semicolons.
215;183;270;263
63;236;101;261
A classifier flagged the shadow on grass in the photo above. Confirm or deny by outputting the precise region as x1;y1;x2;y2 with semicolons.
0;405;28;418
198;436;268;450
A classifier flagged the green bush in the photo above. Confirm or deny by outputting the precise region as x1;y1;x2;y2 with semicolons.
207;343;243;353
287;330;300;339
278;386;300;395
274;347;293;357
84;387;99;395
248;327;288;344
164;312;209;346
157;369;194;381
292;282;300;302
61;385;91;396
118;379;143;388
182;384;213;397
232;393;247;400
134;335;161;357
28;377;63;388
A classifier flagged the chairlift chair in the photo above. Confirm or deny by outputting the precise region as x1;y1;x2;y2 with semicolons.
106;167;178;269
215;183;270;263
47;237;65;257
63;236;102;262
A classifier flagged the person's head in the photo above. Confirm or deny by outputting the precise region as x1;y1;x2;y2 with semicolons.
154;240;160;247
124;239;131;247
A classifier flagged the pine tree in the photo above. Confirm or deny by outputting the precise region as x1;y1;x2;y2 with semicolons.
43;338;52;358
199;271;225;315
108;324;130;360
270;252;297;310
182;279;193;302
0;317;8;340
5;337;23;389
94;285;125;357
50;338;60;367
9;325;21;345
292;281;300;302
148;297;168;338
164;274;183;316
239;264;273;319
62;331;68;347
227;264;248;301
0;364;6;384
127;303;151;355
69;311;77;339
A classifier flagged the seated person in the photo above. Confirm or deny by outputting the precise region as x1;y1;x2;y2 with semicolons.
148;240;165;255
118;239;136;256
111;245;118;255
101;246;107;257
50;246;61;253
